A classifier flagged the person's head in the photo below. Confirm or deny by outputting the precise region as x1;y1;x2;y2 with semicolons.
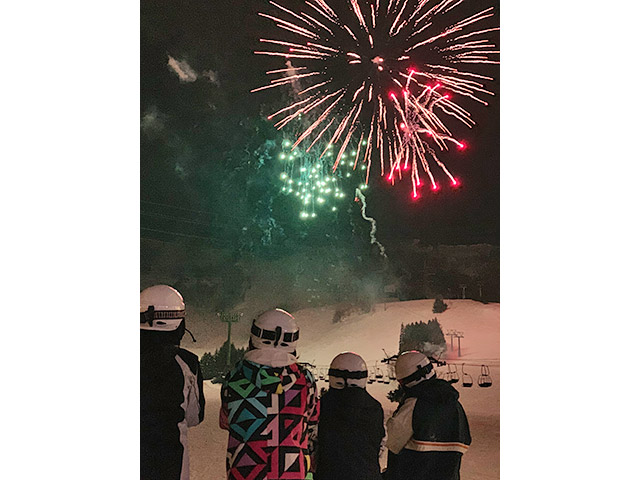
140;285;186;345
328;352;368;389
394;350;435;389
249;308;299;354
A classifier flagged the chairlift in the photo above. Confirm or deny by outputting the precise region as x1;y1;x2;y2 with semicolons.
368;369;376;384
383;374;390;384
478;364;493;388
387;361;397;380
461;363;473;388
375;362;383;379
447;364;459;384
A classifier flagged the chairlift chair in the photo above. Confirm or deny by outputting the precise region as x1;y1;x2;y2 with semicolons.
387;362;397;380
478;364;493;388
461;363;473;388
447;364;459;384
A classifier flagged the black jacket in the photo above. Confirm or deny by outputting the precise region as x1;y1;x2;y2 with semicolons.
315;387;385;480
385;379;471;480
140;339;205;480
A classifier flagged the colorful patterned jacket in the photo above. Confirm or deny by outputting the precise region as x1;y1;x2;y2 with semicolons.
220;350;319;480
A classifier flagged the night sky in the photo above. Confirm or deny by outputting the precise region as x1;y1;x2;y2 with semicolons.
141;0;500;247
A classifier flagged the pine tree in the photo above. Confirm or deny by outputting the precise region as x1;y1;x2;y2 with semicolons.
200;340;247;383
426;318;446;345
200;352;217;380
433;295;448;313
398;319;446;357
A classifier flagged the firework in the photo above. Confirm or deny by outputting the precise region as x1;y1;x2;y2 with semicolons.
277;137;367;219
254;0;499;198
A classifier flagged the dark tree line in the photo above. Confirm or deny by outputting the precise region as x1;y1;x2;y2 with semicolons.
200;340;247;382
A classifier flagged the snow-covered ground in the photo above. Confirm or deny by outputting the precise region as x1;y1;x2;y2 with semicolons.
188;299;499;479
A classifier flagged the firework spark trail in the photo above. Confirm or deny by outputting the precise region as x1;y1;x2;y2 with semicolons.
255;0;499;199
277;132;370;220
355;187;387;259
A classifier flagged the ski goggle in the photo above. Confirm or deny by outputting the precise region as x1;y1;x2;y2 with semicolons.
251;323;299;343
328;368;368;379
140;305;185;327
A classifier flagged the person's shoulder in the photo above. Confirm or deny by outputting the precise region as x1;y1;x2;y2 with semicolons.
175;348;201;370
296;364;317;384
226;358;251;379
176;347;198;361
296;363;313;376
364;389;383;408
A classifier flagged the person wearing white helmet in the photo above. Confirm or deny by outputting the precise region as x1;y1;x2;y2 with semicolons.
315;352;385;480
384;351;471;480
219;308;319;480
140;285;205;480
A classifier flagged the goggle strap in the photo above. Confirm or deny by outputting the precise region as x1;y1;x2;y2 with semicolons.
328;368;368;379
140;306;184;326
400;362;433;385
251;323;299;342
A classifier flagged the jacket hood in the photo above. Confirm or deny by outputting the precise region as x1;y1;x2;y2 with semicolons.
406;377;460;403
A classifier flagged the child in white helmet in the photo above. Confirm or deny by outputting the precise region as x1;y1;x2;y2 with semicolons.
219;308;319;480
385;351;471;480
140;285;205;480
315;352;385;480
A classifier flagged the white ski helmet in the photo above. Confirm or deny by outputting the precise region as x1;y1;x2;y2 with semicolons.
250;308;299;353
328;352;368;389
140;285;185;332
395;351;435;388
